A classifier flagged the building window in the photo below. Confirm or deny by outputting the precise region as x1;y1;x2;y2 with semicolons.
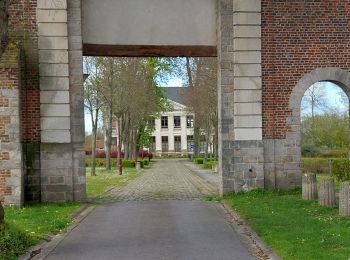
174;116;181;128
161;116;168;129
149;136;156;153
186;115;194;128
174;136;181;152
187;135;194;152
162;136;168;152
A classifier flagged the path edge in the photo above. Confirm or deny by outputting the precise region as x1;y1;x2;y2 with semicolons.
218;201;280;260
19;204;96;260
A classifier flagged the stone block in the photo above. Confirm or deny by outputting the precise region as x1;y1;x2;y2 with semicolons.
234;64;261;77
49;176;65;184
234;77;262;89
38;23;68;37
39;64;69;77
39;50;69;63
38;36;68;50
41;117;70;130
40;77;69;91
234;51;261;64
233;13;261;25
234;90;261;103
234;115;262;128
40;104;70;117
234;38;261;51
40;91;69;104
37;0;67;9
233;0;261;12
37;9;67;23
41;130;71;143
234;26;261;38
234;102;262;115
235;128;262;140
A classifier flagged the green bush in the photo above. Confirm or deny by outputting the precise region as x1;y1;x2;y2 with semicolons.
122;160;135;168
142;159;149;166
85;158;135;168
86;158;115;167
301;158;331;174
203;160;218;169
301;144;321;157
331;158;350;182
194;158;204;164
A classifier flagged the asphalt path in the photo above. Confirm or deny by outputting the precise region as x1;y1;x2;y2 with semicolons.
45;200;254;260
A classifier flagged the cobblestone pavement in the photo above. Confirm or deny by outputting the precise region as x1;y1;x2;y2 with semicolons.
96;159;218;203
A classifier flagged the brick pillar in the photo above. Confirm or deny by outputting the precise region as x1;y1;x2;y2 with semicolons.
0;45;23;206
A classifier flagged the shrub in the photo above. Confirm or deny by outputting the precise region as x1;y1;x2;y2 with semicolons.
301;158;331;174
203;160;218;169
301;144;321;157
331;158;350;182
122;160;135;168
85;158;135;168
194;158;204;164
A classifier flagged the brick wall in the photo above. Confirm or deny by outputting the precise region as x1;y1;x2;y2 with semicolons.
6;0;41;203
262;0;350;139
9;0;40;142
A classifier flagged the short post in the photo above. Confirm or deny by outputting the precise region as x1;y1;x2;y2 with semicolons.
212;163;218;173
318;177;336;206
339;182;350;216
302;173;318;200
136;161;141;170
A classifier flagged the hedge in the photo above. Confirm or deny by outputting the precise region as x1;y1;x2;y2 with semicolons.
193;158;204;164
203;160;218;169
331;158;350;182
85;158;136;168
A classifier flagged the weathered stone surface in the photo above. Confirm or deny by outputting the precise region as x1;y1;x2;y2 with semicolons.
302;173;318;200
339;182;350;216
318;178;336;207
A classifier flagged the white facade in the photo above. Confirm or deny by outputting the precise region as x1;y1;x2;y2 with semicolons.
152;100;194;154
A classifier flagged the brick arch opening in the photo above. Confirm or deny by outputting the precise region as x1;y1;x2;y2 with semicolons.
288;67;350;171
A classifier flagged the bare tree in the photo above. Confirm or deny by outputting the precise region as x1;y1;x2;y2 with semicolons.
84;57;103;176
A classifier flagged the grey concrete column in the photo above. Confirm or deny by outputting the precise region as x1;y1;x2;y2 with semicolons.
38;0;85;201
68;0;86;201
219;0;264;194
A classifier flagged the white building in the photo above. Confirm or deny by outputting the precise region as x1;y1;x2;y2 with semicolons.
112;87;211;156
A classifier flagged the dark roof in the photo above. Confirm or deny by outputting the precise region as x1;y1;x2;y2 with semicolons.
161;87;188;106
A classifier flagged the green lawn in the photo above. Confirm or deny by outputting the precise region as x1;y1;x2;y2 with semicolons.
86;167;139;197
225;189;350;260
1;202;80;259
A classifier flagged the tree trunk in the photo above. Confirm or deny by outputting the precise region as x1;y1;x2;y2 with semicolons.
339;182;350;216
104;109;113;172
318;178;336;206
193;123;200;157
302;173;318;200
117;117;123;175
91;127;97;176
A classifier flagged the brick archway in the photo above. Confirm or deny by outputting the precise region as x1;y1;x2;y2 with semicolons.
289;67;350;138
288;67;350;173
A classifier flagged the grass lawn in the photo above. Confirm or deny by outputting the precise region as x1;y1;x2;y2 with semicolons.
225;189;350;260
1;202;80;259
86;167;139;197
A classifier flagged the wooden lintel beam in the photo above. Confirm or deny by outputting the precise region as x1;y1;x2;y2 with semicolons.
83;44;217;57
